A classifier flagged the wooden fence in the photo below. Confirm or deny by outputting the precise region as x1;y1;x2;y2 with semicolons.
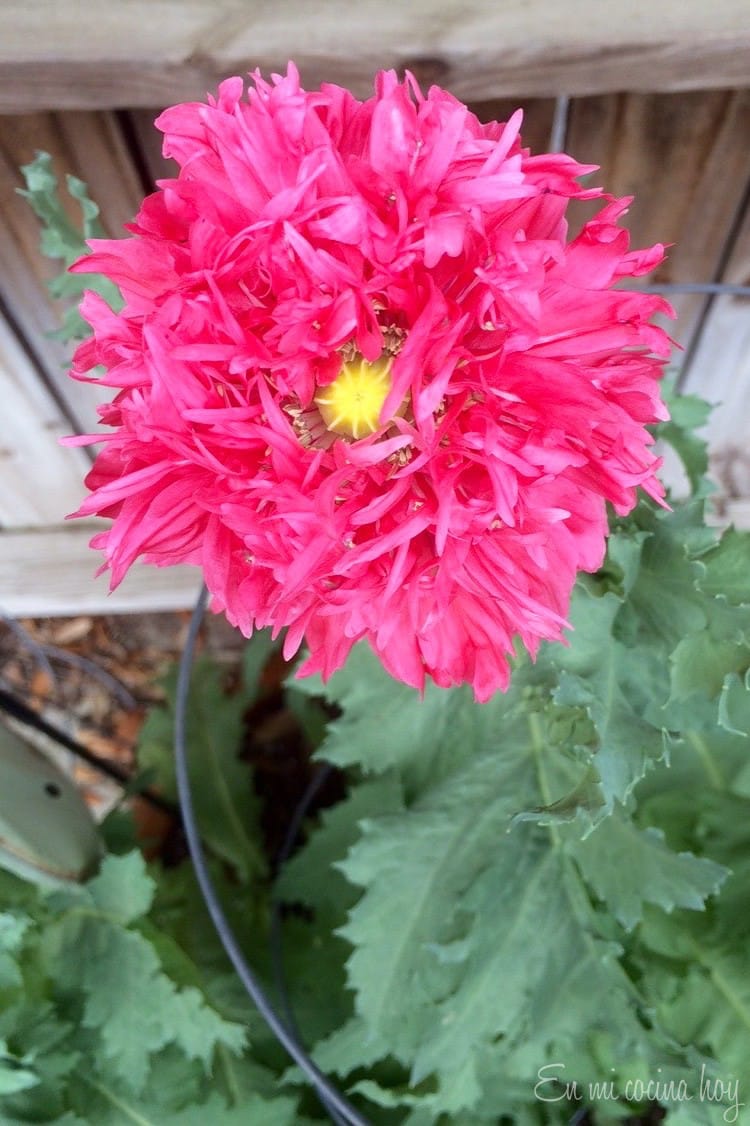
1;2;749;615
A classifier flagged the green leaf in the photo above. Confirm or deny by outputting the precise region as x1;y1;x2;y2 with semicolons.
296;643;479;786
0;1041;39;1096
553;585;669;806
655;950;750;1085
613;502;711;652
696;527;750;605
657;383;712;494
718;670;750;738
656;526;750;726
568;808;728;930
278;774;404;917
631;788;750;1105
19;153;104;262
240;628;276;696
0;913;29;991
66;1073;300;1126
138;654;266;884
158;1090;300;1125
329;687;693;1114
43;852;247;1093
301;642;578;803
274;776;407;1054
0;1000;81;1121
18;151;123;341
669;630;750;710
308;1016;391;1078
85;852;155;925
290;608;744;1119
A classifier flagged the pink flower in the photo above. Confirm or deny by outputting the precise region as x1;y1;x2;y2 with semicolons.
69;65;671;701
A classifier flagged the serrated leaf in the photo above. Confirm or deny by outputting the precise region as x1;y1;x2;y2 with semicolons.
613;503;709;651
553;586;669;805
138;654;266;884
86;852;155;925
43;851;247;1093
718;670;750;737
511;762;605;829
0;1042;38;1096
0;913;29;991
159;1090;300;1124
670;633;750;707
278;774;404;916
19;153;103;261
293;627;740;1117
332;700;685;1114
695;527;750;605
18;152;123;341
655;526;750;728
296;643;481;786
655;952;750;1085
308;1016;391;1077
349;1077;429;1109
60;922;244;1091
657;383;712;494
0;1000;80;1122
568;809;728;930
631;789;750;1114
67;1074;300;1126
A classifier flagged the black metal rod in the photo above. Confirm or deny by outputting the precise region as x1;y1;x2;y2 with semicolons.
173;586;368;1126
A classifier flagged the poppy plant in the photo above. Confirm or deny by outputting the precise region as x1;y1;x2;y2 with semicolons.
69;64;671;700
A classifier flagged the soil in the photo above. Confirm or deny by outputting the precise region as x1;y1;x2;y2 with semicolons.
0;610;340;864
1;613;176;809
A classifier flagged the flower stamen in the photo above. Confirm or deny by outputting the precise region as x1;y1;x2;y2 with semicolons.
315;354;395;440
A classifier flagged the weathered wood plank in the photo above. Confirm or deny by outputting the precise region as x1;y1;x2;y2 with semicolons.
0;526;201;615
565;90;750;356
1;0;750;111
680;196;750;509
0;111;144;433
468;98;558;156
127;109;173;188
0;314;90;527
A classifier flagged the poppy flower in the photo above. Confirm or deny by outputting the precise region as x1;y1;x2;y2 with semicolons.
69;64;670;700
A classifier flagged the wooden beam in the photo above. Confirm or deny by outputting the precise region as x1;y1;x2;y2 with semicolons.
0;526;201;616
1;0;749;111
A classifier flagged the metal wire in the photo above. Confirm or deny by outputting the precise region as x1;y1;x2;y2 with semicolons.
635;282;750;297
173;585;369;1126
549;95;570;153
271;762;336;1039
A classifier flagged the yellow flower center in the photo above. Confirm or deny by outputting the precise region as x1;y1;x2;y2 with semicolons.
315;355;394;441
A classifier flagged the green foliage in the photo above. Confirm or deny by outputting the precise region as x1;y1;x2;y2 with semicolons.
138;639;273;885
0;633;314;1124
657;380;712;494
286;629;739;1120
274;406;750;1122
18;151;122;341
0;853;304;1124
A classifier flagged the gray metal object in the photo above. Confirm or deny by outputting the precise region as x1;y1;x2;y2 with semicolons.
0;717;102;886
